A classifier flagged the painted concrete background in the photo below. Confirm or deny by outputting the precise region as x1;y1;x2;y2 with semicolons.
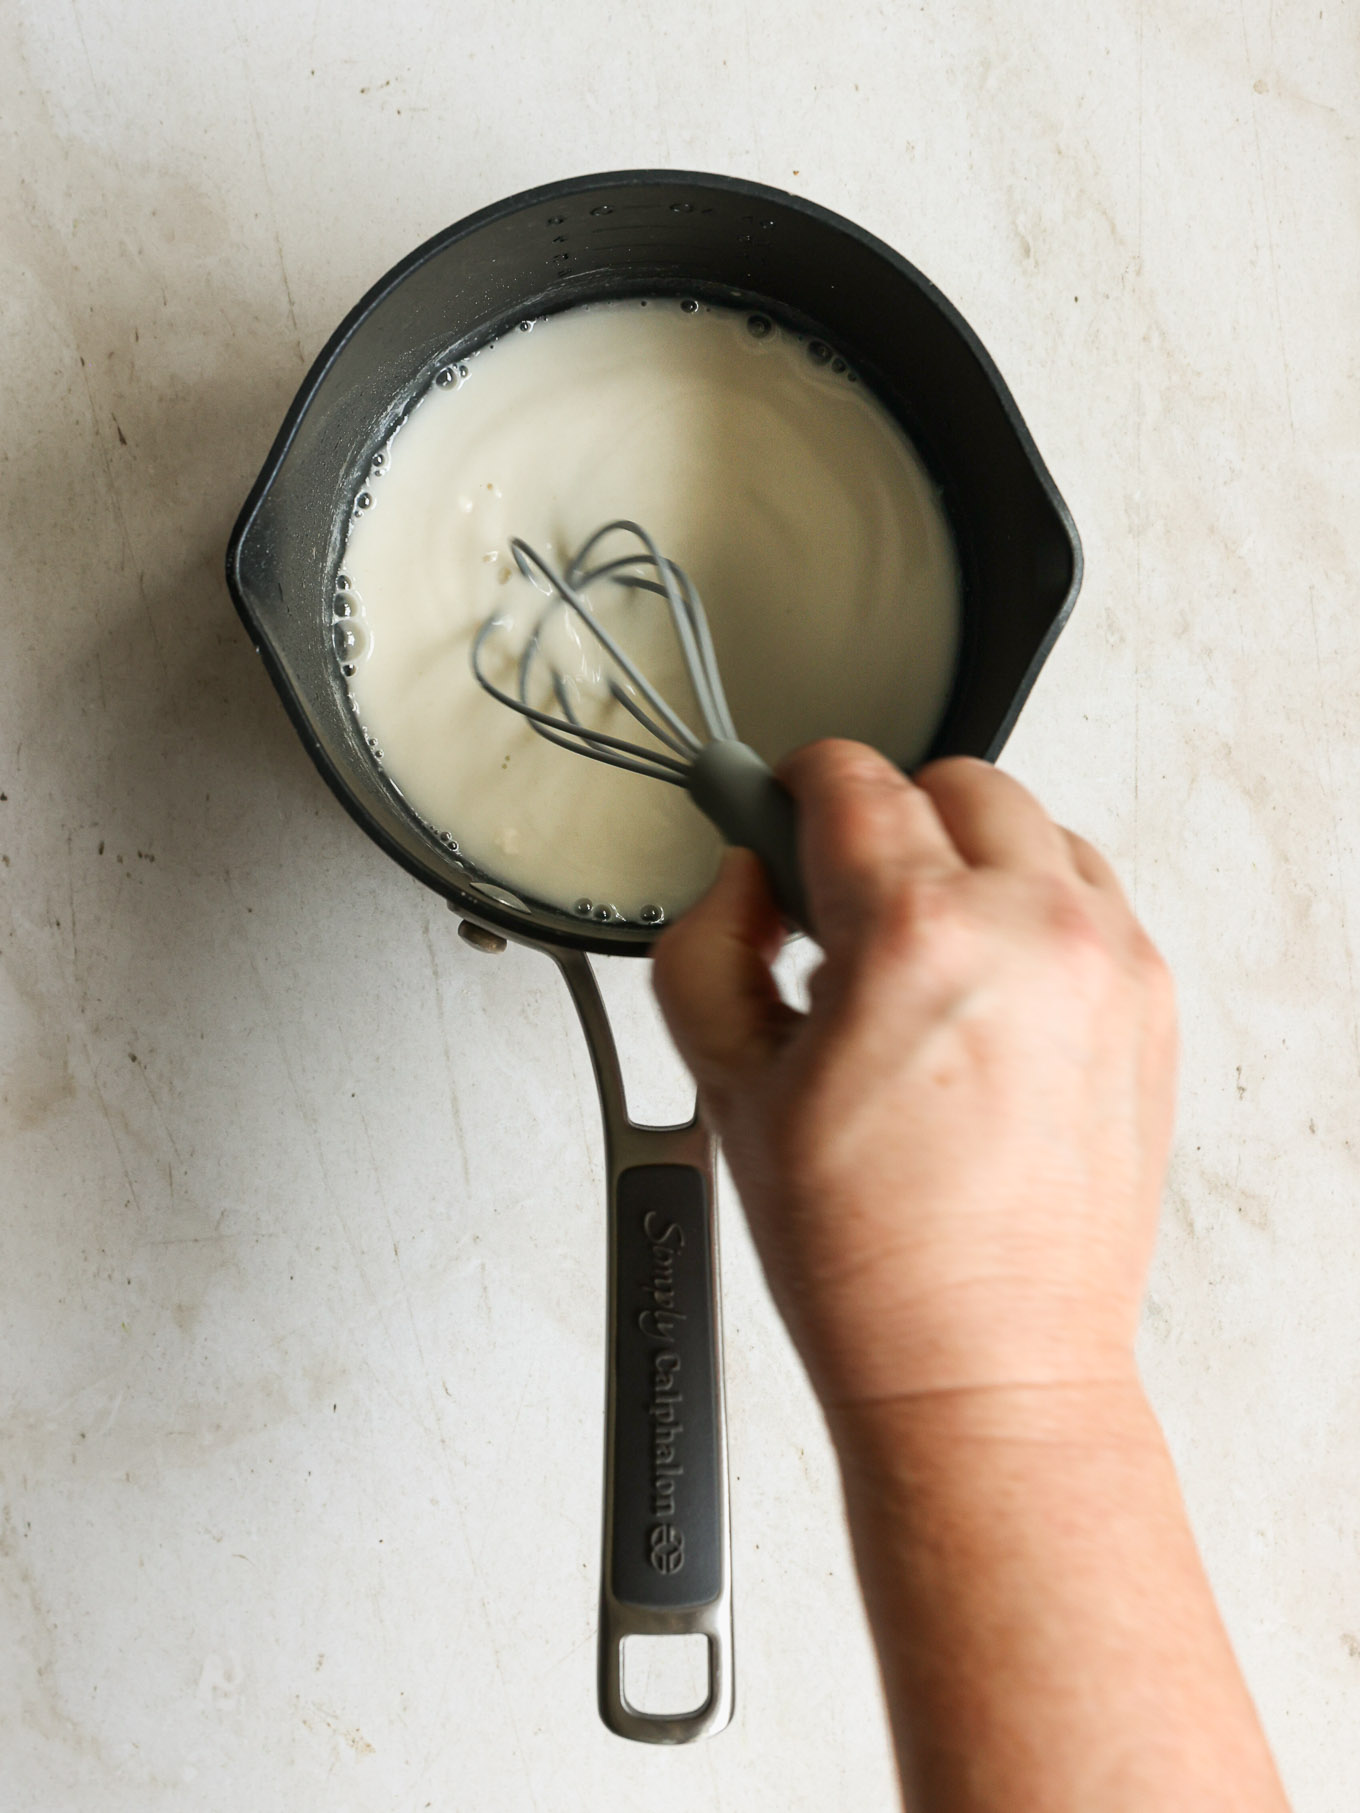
2;1;1358;1807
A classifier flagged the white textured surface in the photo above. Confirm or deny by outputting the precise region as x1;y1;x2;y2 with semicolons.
1;3;1357;1807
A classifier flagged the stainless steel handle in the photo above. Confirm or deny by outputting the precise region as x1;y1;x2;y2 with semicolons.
556;951;735;1744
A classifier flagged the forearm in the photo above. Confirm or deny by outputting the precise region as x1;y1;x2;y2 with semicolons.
654;752;1282;1805
830;1378;1289;1813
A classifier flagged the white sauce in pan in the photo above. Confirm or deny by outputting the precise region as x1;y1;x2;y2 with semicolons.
339;298;961;921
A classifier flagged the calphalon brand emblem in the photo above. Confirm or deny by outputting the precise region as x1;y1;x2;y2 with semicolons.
649;1522;685;1574
640;1210;687;1570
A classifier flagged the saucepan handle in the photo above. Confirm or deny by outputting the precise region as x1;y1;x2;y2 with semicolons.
555;951;734;1744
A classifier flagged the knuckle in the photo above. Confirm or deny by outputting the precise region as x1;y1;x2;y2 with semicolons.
810;737;895;784
1024;878;1122;1003
1037;874;1105;951
781;737;882;800
868;874;964;966
1130;928;1176;1003
837;790;887;850
818;796;920;901
1067;829;1102;870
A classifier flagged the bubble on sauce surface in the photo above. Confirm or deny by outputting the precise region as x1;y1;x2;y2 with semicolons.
334;619;371;663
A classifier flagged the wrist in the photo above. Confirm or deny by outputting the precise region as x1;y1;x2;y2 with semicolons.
789;1265;1144;1423
825;1371;1159;1495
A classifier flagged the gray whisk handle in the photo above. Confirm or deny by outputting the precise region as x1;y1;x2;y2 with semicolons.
687;740;807;929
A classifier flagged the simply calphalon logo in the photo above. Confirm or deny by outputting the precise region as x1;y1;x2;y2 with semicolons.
649;1522;685;1574
639;1209;687;1572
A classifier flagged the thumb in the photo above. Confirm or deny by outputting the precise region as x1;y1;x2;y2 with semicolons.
652;848;797;1088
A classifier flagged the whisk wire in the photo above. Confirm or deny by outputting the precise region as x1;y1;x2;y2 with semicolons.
608;571;736;743
562;519;736;743
606;678;695;758
469;610;690;783
508;535;703;756
471;520;748;783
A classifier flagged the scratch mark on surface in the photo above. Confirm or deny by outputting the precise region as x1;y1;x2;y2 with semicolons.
69;357;168;689
67;0;112;141
74;1026;144;1220
220;867;337;1223
420;919;472;1195
1303;580;1360;1081
141;1231;277;1246
65;832;79;987
230;4;305;367
351;1086;540;1804
131;1056;185;1168
1237;0;1297;438
477;1370;532;1561
209;889;536;1795
354;1095;442;1439
742;0;763;167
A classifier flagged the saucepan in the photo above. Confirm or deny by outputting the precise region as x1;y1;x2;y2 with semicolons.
225;168;1082;1744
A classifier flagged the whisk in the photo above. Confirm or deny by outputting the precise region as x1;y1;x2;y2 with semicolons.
471;519;805;924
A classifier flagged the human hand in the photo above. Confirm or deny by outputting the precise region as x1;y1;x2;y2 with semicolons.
653;740;1177;1414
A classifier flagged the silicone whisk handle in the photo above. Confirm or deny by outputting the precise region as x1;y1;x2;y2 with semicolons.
686;740;807;929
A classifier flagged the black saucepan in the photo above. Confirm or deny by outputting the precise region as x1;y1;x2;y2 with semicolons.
226;168;1081;1744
